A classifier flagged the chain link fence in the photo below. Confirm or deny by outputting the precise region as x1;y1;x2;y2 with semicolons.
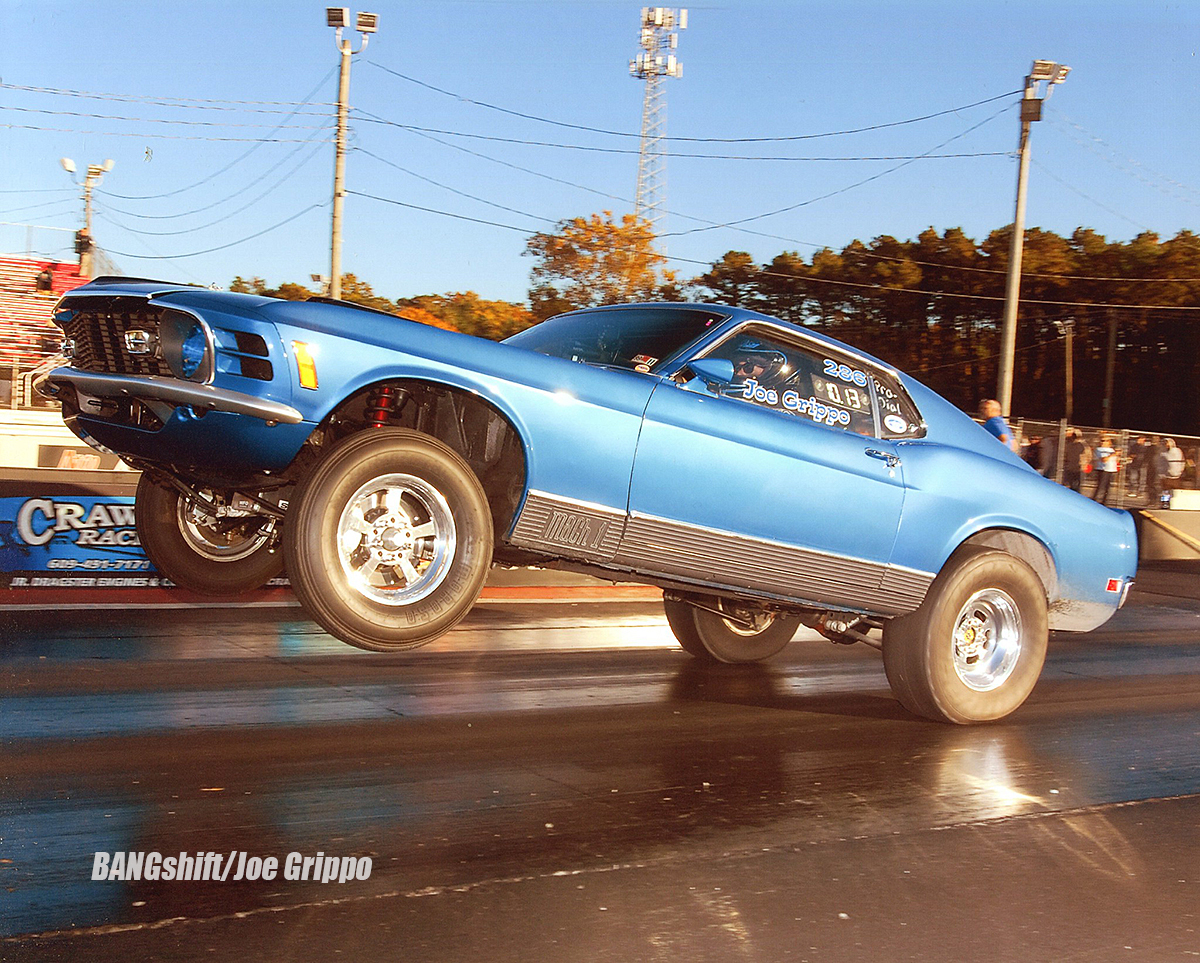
1012;418;1200;511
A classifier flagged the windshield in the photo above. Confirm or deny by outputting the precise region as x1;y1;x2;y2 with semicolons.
505;306;727;371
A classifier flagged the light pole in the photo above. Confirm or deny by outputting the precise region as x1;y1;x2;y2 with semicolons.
326;7;377;301
61;157;114;279
996;59;1069;418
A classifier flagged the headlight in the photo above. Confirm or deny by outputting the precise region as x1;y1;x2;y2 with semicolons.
159;309;213;382
180;323;208;378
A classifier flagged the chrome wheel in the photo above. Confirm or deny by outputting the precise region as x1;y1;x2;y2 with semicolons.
336;473;456;606
952;588;1022;691
717;600;779;635
177;493;273;563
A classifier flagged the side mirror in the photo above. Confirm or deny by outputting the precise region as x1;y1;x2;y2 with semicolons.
683;357;734;388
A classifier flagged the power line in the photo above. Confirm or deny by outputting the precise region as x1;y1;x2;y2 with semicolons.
98;67;338;201
0;81;337;108
354;148;558;225
97;142;327;235
662;104;1013;237
365;60;1021;145
346;187;1200;312
102;203;328;259
2;104;331;130
350;113;1010;161
372;110;1197;285
347;189;544;233
99;137;328;220
1048;107;1200;208
3;123;332;143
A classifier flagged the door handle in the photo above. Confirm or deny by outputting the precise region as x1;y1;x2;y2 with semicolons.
865;449;901;469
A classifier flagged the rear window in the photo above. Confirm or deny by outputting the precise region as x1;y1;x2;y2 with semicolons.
505;307;726;371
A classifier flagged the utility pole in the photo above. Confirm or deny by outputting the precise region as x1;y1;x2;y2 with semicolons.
996;59;1070;418
630;7;686;241
60;157;114;279
1103;309;1118;428
1053;317;1074;422
326;7;377;301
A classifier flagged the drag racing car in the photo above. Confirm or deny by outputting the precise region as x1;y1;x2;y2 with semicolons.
41;277;1138;723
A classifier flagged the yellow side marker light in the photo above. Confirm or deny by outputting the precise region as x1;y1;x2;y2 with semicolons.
292;341;318;390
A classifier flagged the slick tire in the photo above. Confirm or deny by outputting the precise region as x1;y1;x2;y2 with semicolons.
135;474;283;596
284;428;493;652
883;548;1048;724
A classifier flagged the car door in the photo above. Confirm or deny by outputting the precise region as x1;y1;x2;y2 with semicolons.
614;324;909;612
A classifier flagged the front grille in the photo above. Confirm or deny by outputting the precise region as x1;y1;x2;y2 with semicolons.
59;297;173;377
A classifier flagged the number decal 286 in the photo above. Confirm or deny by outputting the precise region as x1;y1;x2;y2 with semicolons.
823;359;868;387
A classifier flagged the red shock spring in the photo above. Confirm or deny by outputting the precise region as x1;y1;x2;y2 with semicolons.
365;386;402;427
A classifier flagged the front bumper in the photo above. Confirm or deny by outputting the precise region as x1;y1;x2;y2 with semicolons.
41;367;303;424
39;367;313;475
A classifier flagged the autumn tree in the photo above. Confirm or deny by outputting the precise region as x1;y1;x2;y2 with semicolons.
399;292;534;339
524;212;677;321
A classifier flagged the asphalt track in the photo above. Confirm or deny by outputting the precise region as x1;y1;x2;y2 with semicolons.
2;562;1199;962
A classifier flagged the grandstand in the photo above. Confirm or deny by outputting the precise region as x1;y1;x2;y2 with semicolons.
1;255;87;404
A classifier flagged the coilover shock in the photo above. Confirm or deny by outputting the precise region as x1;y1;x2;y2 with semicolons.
364;385;407;427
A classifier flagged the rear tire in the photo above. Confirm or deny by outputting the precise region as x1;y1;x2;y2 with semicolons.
284;428;493;652
135;474;282;596
663;597;713;660
883;548;1048;724
666;596;800;664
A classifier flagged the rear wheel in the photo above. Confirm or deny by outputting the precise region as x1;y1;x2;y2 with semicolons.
283;428;493;652
665;596;800;663
135;474;283;595
883;548;1048;724
663;596;711;660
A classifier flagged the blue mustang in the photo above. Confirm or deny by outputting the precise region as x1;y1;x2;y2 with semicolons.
42;277;1137;723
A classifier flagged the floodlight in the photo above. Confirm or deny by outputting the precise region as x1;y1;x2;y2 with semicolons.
1029;60;1057;81
326;7;349;28
1051;64;1071;84
102;159;115;172
356;11;378;33
60;158;76;174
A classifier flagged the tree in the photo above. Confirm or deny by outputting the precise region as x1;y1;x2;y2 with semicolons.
524;212;675;321
400;292;534;339
693;251;761;306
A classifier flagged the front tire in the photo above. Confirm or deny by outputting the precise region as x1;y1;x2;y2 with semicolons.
883;548;1048;724
135;474;283;596
284;428;493;652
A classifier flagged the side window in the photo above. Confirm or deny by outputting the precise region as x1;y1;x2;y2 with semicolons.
872;369;925;439
702;329;877;435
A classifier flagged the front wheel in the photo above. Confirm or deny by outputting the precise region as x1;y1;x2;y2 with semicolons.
135;474;283;595
283;428;493;652
883;548;1048;724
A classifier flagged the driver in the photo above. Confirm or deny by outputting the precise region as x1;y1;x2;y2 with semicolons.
730;339;789;388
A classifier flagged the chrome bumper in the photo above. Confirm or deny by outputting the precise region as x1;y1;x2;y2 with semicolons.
40;367;304;425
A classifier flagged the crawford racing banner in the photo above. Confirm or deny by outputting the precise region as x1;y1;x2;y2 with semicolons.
0;494;160;589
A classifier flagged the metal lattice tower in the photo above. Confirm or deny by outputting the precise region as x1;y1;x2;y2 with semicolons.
630;7;686;237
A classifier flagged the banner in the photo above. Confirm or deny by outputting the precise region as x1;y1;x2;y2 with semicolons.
0;494;159;589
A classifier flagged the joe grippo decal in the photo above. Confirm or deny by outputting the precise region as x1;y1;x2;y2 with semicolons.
739;379;852;427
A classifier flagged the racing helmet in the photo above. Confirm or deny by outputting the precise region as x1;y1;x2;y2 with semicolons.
731;338;790;387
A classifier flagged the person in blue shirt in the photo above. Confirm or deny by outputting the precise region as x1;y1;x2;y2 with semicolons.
980;399;1013;450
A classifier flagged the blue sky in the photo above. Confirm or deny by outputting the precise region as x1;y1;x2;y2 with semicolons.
2;0;1197;303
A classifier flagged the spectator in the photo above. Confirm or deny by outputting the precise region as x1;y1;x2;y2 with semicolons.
1040;431;1059;479
1147;436;1164;503
1164;438;1185;488
1127;437;1148;496
1093;434;1118;505
979;399;1014;450
1063;429;1085;492
1021;434;1043;469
